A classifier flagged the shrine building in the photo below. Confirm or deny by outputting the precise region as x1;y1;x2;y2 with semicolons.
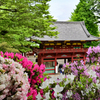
31;21;99;74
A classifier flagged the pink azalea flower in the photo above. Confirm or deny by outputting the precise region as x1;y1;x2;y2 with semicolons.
33;64;39;71
0;51;3;57
2;64;8;69
93;77;97;83
40;89;44;97
39;64;45;73
87;47;92;55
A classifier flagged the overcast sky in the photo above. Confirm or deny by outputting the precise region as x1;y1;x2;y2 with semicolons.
49;0;80;21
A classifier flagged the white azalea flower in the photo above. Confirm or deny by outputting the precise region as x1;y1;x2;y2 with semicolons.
49;78;55;84
44;91;50;100
88;70;97;77
58;74;65;79
49;75;58;82
23;73;29;81
40;79;50;89
3;89;9;94
49;75;63;84
67;73;75;83
66;90;73;98
54;85;64;97
81;90;85;96
14;62;22;69
0;84;6;91
97;79;99;83
0;56;5;63
64;78;70;85
36;93;42;100
0;64;3;69
0;94;6;100
5;58;14;64
57;93;63;99
96;83;100;89
0;74;8;84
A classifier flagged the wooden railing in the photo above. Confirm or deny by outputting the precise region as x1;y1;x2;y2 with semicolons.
33;48;88;54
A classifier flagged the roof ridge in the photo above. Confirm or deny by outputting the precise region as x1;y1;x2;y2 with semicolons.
80;21;90;37
53;21;84;24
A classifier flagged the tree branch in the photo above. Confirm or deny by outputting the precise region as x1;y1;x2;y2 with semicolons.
0;8;17;12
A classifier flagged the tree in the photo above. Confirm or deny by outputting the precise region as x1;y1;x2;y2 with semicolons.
0;0;58;53
89;0;100;24
70;0;98;36
0;42;19;53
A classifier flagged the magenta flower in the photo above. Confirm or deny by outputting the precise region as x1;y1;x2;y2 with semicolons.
91;56;95;63
33;64;39;71
87;47;92;55
77;66;82;70
83;70;89;76
63;63;66;68
71;67;78;75
66;62;69;66
73;61;78;66
93;77;97;83
93;46;100;53
73;93;81;100
51;90;55;99
80;60;84;65
97;57;100;63
86;57;90;62
0;51;3;57
44;77;47;81
40;89;44;97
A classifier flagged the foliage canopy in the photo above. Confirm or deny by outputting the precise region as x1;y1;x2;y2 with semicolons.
70;0;100;48
0;0;58;53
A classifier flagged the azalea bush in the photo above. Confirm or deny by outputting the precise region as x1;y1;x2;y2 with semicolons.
36;46;100;100
0;51;46;100
0;56;30;100
37;61;100;100
61;60;100;100
1;46;100;100
86;46;100;64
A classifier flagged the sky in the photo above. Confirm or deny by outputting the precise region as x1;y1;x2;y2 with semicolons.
49;0;80;21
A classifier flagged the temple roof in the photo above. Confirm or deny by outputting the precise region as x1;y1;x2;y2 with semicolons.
32;21;99;41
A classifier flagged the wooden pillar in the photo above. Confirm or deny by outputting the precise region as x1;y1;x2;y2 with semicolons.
72;56;73;62
72;53;74;62
41;57;44;64
83;53;85;60
55;57;57;73
83;52;86;64
38;53;41;66
64;59;66;63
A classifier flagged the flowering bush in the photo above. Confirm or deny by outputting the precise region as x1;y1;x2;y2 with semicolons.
2;46;100;99
86;46;100;64
0;51;46;100
0;56;30;100
36;46;100;100
37;61;100;100
61;61;100;100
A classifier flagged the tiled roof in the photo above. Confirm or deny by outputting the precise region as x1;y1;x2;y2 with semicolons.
32;21;99;41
